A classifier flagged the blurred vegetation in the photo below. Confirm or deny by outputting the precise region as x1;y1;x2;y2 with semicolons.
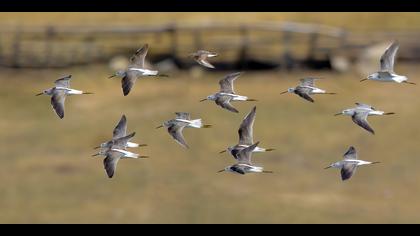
0;13;419;31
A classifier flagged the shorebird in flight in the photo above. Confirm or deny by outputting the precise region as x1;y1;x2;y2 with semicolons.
334;103;395;135
189;50;218;69
92;132;148;178
94;115;147;150
218;141;273;175
200;72;257;113
36;75;93;119
220;106;275;157
157;112;212;149
325;146;380;181
109;44;168;96
280;78;336;103
361;41;415;84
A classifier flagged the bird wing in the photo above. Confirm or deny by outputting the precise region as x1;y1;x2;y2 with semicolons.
113;115;127;139
196;57;215;69
175;112;191;120
215;96;239;113
238;106;256;145
121;70;139;96
343;146;358;160
219;72;241;94
112;132;136;149
355;103;375;110
380;41;399;72
168;123;189;148
299;78;316;87
103;151;123;178
129;44;149;68
352;111;375;134
236;142;260;165
51;90;66;119
295;87;314;103
54;75;72;88
341;163;358;181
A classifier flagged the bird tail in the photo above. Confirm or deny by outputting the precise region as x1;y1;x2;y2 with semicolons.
189;119;206;128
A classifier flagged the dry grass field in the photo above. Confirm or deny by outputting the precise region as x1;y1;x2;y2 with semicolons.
0;63;419;223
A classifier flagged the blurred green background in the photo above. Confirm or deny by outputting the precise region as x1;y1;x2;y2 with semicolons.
0;13;420;223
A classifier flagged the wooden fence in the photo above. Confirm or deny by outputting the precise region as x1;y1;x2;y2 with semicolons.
0;21;419;70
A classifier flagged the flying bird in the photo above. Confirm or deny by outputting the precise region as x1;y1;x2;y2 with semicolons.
92;132;148;178
325;146;380;181
36;75;93;119
189;50;218;69
94;115;147;150
280;78;336;103
218;141;273;175
220;106;275;157
109;44;169;96
361;41;415;84
335;103;395;135
157;112;212;149
200;72;257;113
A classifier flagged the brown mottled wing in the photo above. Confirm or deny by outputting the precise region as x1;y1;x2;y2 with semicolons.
343;146;358;160
236;142;259;165
113;132;136;149
54;75;72;88
299;78;316;87
175;112;191;120
51;90;66;119
215;96;239;113
103;153;122;178
238;106;256;145
341;163;357;181
196;54;215;69
380;41;399;72
219;72;241;94
168;124;189;148
121;70;138;96
352;111;375;134
355;103;375;110
295;87;314;103
113;115;127;139
129;44;149;68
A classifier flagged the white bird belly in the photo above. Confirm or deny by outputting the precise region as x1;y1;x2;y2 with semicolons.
126;142;139;148
111;149;139;158
129;68;158;76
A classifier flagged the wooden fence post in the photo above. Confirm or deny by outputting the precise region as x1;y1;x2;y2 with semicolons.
12;26;22;68
44;26;55;67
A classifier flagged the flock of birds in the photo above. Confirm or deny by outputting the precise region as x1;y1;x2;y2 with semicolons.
36;40;414;181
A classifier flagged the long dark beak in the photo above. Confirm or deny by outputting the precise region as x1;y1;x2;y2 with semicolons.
108;75;116;79
334;112;342;116
217;169;225;173
93;146;100;150
156;125;164;129
360;78;368;82
35;92;43;96
92;153;100;157
219;150;227;154
199;99;207;102
324;166;332;169
280;91;288;95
